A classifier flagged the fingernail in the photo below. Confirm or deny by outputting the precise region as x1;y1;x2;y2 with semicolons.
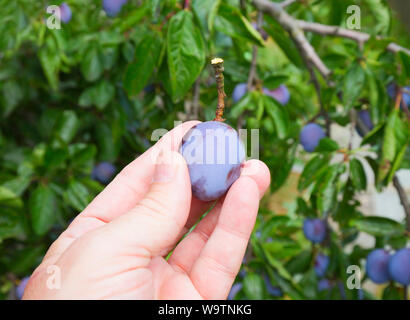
153;151;177;183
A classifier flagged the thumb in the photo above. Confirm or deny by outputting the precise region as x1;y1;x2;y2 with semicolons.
106;150;192;255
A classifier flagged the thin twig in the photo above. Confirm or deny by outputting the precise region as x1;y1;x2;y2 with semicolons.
296;20;410;56
211;58;226;121
393;176;410;232
252;0;332;81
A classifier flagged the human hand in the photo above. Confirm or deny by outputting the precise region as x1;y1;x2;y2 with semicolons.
23;121;270;300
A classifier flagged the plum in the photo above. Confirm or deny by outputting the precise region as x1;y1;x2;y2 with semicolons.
299;123;325;152
366;249;391;284
180;121;245;202
60;2;72;23
388;248;410;285
314;253;330;278
303;218;327;243
16;276;30;300
264;275;283;297
227;283;242;300
102;0;127;17
317;278;333;291
251;22;268;41
263;85;290;105
356;110;373;137
91;162;116;184
232;83;248;103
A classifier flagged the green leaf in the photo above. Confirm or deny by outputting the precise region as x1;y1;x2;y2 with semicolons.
382;284;403;300
285;250;313;275
298;154;331;191
315;138;340;152
343;63;366;108
79;80;115;110
29;185;57;236
167;10;205;102
64;180;91;212
350;216;405;237
53;110;79;145
1;80;23;117
349;158;367;191
124;31;163;96
263;95;289;139
38;36;60;91
81;45;104;82
263;74;289;90
316;164;342;213
214;3;265;46
243;273;265;300
0;186;23;210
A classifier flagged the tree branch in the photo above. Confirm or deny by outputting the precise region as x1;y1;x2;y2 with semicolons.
280;0;298;8
393;176;410;232
297;20;410;56
252;0;332;80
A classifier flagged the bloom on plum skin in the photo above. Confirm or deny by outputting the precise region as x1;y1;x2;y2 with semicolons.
180;121;245;202
60;2;72;24
356;110;373;137
102;0;128;17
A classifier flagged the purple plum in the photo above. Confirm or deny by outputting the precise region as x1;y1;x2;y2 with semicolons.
299;123;325;152
263;85;290;105
103;0;127;17
59;2;72;23
314;253;330;278
16;276;30;300
228;283;243;300
366;249;391;284
388;248;410;285
303;218;327;243
91;162;117;184
232;83;248;103
356;110;373;137
180;121;245;202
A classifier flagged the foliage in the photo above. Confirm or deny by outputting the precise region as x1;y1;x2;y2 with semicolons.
0;0;409;300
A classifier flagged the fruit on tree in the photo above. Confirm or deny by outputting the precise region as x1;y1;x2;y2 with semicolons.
388;248;410;285
251;22;268;41
303;218;327;243
299;123;325;152
16;276;30;300
102;0;127;17
228;283;242;300
264;275;283;297
366;249;391;284
356;110;374;137
180;121;245;202
387;83;410;108
232;83;248;103
263;85;290;105
60;2;72;23
314;253;330;278
91;162;117;184
317;278;333;292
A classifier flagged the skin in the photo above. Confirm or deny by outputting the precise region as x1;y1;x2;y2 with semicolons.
23;121;270;300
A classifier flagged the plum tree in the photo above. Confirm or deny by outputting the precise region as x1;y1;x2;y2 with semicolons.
263;85;290;105
356;110;374;137
60;2;72;24
388;248;410;285
366;249;391;284
228;283;242;300
102;0;127;17
299;123;325;152
232;83;247;103
91;162;117;184
303;218;327;243
16;276;30;300
314;253;330;278
180;121;245;201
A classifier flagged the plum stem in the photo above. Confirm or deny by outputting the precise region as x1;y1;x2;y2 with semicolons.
211;57;226;122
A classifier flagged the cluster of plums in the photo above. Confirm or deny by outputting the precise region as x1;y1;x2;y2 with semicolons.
232;83;290;106
366;248;410;286
49;0;128;24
